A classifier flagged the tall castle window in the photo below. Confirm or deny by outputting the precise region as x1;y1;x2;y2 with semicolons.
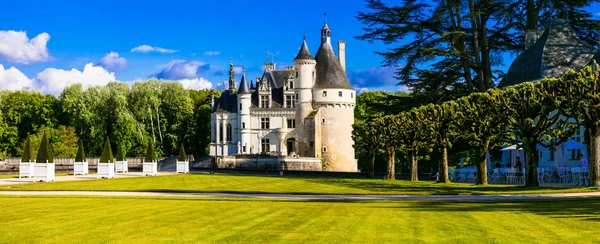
261;139;270;153
260;95;270;108
242;122;246;129
219;123;223;142
226;124;232;142
261;118;270;129
287;119;295;129
285;95;295;108
289;80;294;89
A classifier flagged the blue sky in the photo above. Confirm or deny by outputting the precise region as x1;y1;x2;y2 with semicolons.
1;0;599;95
0;0;399;95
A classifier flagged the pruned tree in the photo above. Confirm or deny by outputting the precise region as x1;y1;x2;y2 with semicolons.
145;140;156;163
99;137;114;163
453;90;509;184
36;131;53;163
75;139;86;162
419;102;458;183
22;138;33;163
393;110;431;181
178;142;187;162
373;116;399;180
116;144;126;162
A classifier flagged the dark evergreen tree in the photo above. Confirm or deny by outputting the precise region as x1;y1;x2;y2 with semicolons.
22;138;34;162
36;131;53;163
116;144;126;161
75;139;86;162
99;137;113;163
145;140;156;162
177;143;187;161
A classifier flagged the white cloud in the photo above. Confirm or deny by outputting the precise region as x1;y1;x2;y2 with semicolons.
0;30;52;65
131;45;178;54
233;66;243;74
98;52;127;71
203;51;221;56
154;60;210;80
0;65;35;91
36;63;116;95
176;77;213;90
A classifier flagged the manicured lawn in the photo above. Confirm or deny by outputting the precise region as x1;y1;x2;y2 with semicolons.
2;174;596;195
0;196;598;243
0;173;76;179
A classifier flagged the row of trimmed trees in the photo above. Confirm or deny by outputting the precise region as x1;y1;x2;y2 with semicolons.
354;65;600;187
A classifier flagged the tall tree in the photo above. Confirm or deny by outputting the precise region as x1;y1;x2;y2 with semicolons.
419;102;458;183
353;121;382;178
453;90;509;184
393;110;430;181
498;81;573;187
374;116;399;180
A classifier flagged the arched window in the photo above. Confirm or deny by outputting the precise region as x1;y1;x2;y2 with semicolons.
226;124;232;143
219;123;223;142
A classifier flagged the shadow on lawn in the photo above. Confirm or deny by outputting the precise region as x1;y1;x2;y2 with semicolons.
379;198;600;222
302;178;594;195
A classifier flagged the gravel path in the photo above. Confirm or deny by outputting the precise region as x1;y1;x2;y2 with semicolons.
1;191;599;201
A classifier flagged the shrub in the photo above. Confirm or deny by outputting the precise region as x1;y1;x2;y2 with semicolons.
99;137;113;163
22;138;34;162
116;144;126;161
75;139;86;162
145;140;156;162
36;131;54;163
177;143;187;161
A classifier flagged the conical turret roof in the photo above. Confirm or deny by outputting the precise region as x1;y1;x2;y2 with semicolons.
314;42;353;90
237;72;251;94
295;35;314;60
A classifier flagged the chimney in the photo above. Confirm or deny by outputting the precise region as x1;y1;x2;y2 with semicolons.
338;40;346;72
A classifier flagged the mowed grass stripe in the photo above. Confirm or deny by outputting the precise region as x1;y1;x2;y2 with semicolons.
0;196;599;243
3;174;597;195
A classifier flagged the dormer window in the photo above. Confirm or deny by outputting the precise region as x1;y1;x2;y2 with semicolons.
322;91;327;97
289;81;294;89
260;95;270;108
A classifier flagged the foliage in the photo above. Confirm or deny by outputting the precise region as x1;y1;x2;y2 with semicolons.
35;131;53;163
392;110;431;181
18;125;79;158
99;137;113;163
22;138;33;162
116;144;126;161
177;143;187;161
75;139;86;162
145;140;156;162
418;102;458;183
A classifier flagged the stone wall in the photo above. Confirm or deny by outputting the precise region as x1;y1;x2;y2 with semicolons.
207;156;322;171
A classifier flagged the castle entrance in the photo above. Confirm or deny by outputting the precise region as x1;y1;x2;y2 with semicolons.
286;138;296;156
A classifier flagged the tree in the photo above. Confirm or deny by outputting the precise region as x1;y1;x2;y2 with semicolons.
75;139;86;162
18;126;79;158
453;90;509;184
116;144;126;161
373;115;399;180
159;82;194;155
498;81;573;187
22;138;33;162
419;102;458;183
178;143;187;162
36;131;53;163
99;137;114;163
145;140;156;163
393;110;430;181
551;65;600;186
352;121;381;178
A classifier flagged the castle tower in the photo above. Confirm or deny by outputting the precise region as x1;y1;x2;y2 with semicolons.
294;34;317;157
228;62;236;92
313;22;357;172
237;70;252;154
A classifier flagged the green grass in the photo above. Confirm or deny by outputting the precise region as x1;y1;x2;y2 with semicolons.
2;174;596;195
0;173;76;179
0;196;598;243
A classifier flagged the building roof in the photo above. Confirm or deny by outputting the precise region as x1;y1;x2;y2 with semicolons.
314;42;353;89
212;90;238;113
504;19;599;86
295;37;314;60
238;73;251;94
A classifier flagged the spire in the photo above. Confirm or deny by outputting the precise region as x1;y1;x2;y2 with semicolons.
228;62;236;91
295;33;314;60
238;69;251;94
321;12;331;44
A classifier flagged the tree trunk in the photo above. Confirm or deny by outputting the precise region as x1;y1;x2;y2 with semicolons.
475;144;489;185
479;12;493;90
410;150;419;181
369;151;376;178
385;148;396;180
524;142;539;187
155;105;163;143
149;107;156;144
438;145;450;183
588;126;600;186
468;0;483;91
526;0;538;30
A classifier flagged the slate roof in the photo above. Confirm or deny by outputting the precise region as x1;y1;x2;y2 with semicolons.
504;19;599;86
314;42;353;89
238;73;251;94
212;90;238;113
295;38;314;60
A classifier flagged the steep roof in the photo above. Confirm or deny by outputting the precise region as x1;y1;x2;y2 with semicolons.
504;19;598;86
314;43;353;89
295;38;314;60
212;90;237;113
238;73;251;94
